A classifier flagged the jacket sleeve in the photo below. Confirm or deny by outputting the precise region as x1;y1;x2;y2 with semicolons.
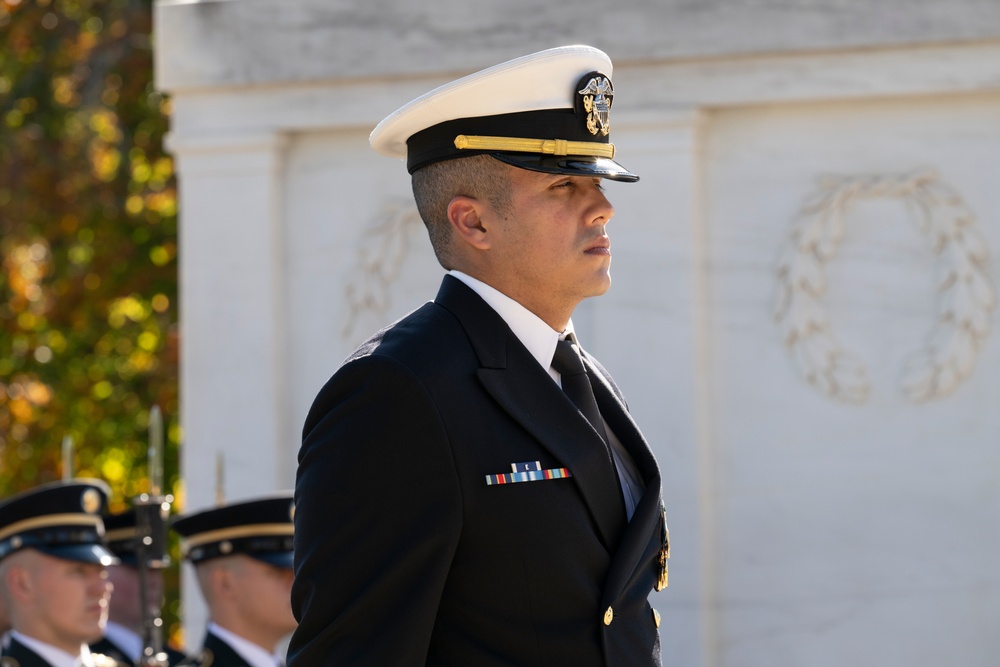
287;353;463;666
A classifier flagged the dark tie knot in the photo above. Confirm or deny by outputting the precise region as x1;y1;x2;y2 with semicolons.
552;338;586;376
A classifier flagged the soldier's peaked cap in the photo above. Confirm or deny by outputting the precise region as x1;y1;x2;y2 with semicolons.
369;45;639;182
0;478;118;566
171;493;294;568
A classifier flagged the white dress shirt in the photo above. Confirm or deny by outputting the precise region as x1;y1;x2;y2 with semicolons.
448;270;643;519
208;622;283;667
103;621;142;662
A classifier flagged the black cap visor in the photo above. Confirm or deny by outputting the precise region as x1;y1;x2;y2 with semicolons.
43;543;119;566
491;153;639;183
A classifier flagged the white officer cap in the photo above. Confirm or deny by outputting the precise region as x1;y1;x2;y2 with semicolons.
369;45;638;182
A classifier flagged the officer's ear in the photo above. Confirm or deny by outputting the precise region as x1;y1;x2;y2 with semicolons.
446;196;490;251
2;558;33;603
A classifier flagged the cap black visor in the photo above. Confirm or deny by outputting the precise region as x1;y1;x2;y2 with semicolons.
43;543;119;566
491;153;639;183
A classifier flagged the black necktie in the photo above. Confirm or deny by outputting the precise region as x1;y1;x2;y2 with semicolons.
552;338;630;522
551;338;610;447
553;338;635;529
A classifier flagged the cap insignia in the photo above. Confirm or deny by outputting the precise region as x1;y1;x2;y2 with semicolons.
81;488;101;514
577;74;613;137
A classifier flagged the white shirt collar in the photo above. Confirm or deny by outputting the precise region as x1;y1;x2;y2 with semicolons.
103;621;142;661
10;630;82;667
448;270;574;381
208;622;282;667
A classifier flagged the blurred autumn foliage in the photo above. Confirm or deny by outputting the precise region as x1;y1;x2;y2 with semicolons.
0;0;183;640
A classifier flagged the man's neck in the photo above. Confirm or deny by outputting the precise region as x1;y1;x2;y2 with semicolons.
449;268;574;331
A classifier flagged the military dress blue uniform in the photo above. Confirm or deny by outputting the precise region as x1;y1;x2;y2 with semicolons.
289;45;669;667
0;480;122;667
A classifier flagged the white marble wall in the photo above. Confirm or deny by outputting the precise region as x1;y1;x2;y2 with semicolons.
702;94;1000;665
155;2;1000;663
156;0;1000;87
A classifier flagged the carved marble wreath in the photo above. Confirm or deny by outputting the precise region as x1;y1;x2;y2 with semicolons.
775;170;994;403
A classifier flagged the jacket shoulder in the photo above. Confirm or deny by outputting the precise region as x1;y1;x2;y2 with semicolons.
350;301;460;359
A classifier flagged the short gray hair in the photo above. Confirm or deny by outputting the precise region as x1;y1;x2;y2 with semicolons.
411;155;513;269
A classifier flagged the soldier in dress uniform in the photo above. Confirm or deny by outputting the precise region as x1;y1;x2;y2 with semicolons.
88;509;187;666
171;494;296;667
0;479;121;667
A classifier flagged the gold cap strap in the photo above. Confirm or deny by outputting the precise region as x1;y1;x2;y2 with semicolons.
0;514;103;543
454;135;615;159
182;523;293;550
104;526;139;542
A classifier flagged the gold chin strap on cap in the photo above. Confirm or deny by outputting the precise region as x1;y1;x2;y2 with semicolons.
103;526;140;542
181;523;294;550
0;514;103;542
454;135;615;159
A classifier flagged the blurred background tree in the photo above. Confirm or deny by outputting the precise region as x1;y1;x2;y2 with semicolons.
0;0;183;644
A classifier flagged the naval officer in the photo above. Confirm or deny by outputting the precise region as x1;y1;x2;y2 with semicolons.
290;45;669;666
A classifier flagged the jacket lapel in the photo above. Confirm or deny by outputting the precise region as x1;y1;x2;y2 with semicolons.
585;354;664;603
202;631;252;667
435;276;627;550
